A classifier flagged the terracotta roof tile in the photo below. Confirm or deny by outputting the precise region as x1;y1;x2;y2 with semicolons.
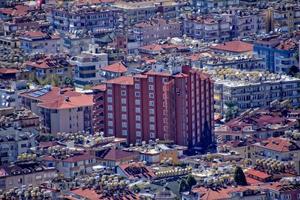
38;94;94;110
106;76;134;85
246;168;271;180
211;41;253;53
103;149;137;161
101;62;127;73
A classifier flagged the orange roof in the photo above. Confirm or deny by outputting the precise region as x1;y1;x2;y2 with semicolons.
0;5;29;17
92;84;107;91
23;31;47;38
139;44;163;52
38;94;94;110
144;70;171;77
211;41;253;53
106;76;134;85
101;62;127;73
0;68;19;74
20;87;81;102
71;189;101;200
193;185;264;200
255;137;297;152
246;169;271;180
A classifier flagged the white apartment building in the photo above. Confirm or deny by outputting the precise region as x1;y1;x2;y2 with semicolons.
70;45;108;87
210;68;300;115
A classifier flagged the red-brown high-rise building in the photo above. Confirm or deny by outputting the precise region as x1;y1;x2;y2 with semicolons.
95;66;214;149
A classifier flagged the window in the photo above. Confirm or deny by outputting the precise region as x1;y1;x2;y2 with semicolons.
148;77;154;82
108;120;113;126
121;106;127;112
136;123;141;129
135;83;140;89
136;131;141;137
122;122;127;128
149;85;154;90
108;105;113;111
135;107;141;113
121;114;127;120
135;99;141;105
150;116;155;122
149;109;155;115
149;101;154;106
121;90;127;96
135;92;141;97
121;98;127;104
150;124;155;130
108;129;114;135
108;113;113;119
149;93;154;98
136;115;141;121
107;97;112;103
122;130;128;136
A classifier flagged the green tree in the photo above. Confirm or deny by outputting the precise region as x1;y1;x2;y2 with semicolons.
288;65;299;77
225;101;238;121
186;175;197;188
64;77;74;86
234;166;247;186
179;179;189;193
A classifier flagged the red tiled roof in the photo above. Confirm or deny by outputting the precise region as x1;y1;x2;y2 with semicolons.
193;185;263;200
255;137;297;153
106;76;134;85
118;162;155;179
139;44;163;52
92;84;107;91
276;39;298;51
0;5;29;17
144;70;171;77
71;189;101;200
101;62;127;73
246;169;271;180
0;68;19;74
23;31;47;38
38;94;94;110
20;87;80;102
103;149;137;161
211;41;253;53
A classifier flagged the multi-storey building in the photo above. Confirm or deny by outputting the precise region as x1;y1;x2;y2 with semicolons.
271;4;300;33
210;68;300;115
103;66;214;150
69;45;108;87
253;36;299;73
62;33;92;56
23;55;74;85
38;94;94;134
192;0;240;13
0;127;37;165
49;4;119;33
19;31;61;55
42;151;97;178
0;161;57;190
114;0;185;26
183;15;231;42
132;18;182;46
215;109;298;142
19;87;94;134
91;84;106;134
226;8;266;38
